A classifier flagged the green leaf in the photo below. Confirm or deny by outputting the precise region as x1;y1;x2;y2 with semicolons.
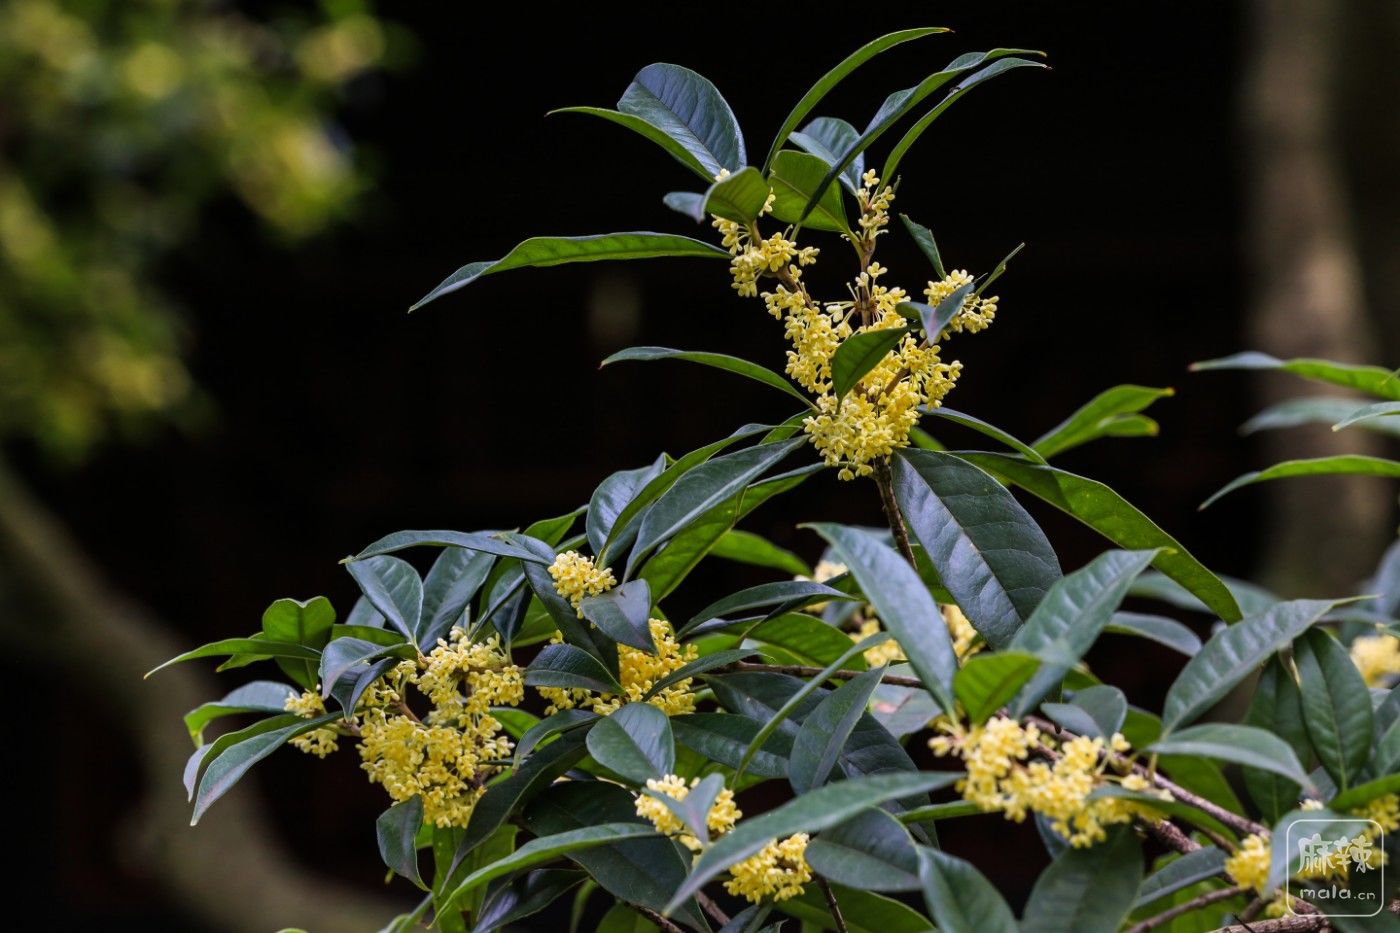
642;773;726;847
807;523;958;714
523;781;707;931
789;116;865;193
776;884;933;933
642;648;759;701
762;27;948;172
1266;807;1363;890
346;555;423;641
419;546;495;648
666;772;961;913
1041;685;1128;740
790;666;887;793
670;713;791;779
870;679;940;737
618;63;745;175
1242;396;1400;437
954;652;1041;724
699;166;770;223
549;107;714;181
183;713;299;799
1243;657;1310;823
475;870;586;933
1162;598;1349;730
662;190;706;218
925;408;1046;462
743;612;869;668
1032;385;1174;459
1008;549;1160;716
830;326;908;400
350;529;544;563
1147;723;1313;787
588;456;665;556
1020;826;1143;933
1293;628;1374;790
976;242;1025;296
411;233;728;311
601;346;812;408
1132;847;1228;908
377;797;426;890
183;681;298;746
525;644;622;694
955;452;1243;623
768;149;849;234
192;713;340;824
686;576;853;628
629;438;804;573
146;637;320;678
1104;612;1202;656
896;282;974;343
1128;570;1279;617
1333;400;1400;431
585;702;674;784
899;213;946;279
261;596;335;649
512;709;597;766
806;808;920;891
319;636;413;702
1202;456;1400;508
580;580;655;653
444;823;659;907
1329;772;1400;810
881;57;1047;182
892;448;1062;649
916;846;1017;933
1191;351;1400;401
709;529;811;577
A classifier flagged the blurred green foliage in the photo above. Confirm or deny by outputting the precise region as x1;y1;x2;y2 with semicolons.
0;0;394;458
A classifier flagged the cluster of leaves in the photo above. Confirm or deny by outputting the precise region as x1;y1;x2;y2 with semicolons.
159;29;1399;933
0;0;395;456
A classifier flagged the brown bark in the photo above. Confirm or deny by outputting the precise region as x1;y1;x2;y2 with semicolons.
0;459;401;932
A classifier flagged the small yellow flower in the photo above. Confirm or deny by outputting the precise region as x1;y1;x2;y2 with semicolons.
634;773;741;850
1225;834;1272;893
1350;634;1400;687
538;618;698;716
285;688;340;758
724;834;812;903
548;550;616;614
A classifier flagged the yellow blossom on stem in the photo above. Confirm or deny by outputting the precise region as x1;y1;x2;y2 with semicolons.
537;618;698;716
1225;833;1272;893
548;550;616;615
723;833;812;903
634;773;741;851
1350;633;1400;687
285;688;340;758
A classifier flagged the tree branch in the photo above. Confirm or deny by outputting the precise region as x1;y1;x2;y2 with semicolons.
818;878;850;933
633;904;688;933
1125;884;1250;933
873;458;917;568
696;891;730;927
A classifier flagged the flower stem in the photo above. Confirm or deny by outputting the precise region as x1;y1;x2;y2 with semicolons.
818;878;849;933
1124;884;1250;933
873;458;917;568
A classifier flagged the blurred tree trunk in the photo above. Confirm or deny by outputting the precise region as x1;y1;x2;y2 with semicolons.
1242;0;1392;595
0;459;401;932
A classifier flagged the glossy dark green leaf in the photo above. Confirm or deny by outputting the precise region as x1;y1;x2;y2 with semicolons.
183;713;300;799
1294;628;1374;790
1008;549;1159;716
377;797;426;890
419;546;494;648
925;408;1046;462
806;808;920;892
916;846;1017;933
1329;773;1400;810
515;548;606;661
899;213;946;279
523;781;707;931
789;116;864;193
1242;396;1400;437
550;107;714;180
667;772;961;912
762;27;947;172
954;652;1040;724
892;448;1061;649
670;712;791;779
513;709;597;766
261;596;335;649
601;346;811;408
319;637;413;700
1020;826;1142;933
183;681;297;745
743;612;867;668
1128;570;1279;617
955;452;1243;623
192;712;340;824
1243;657;1310;822
709;529;811;576
686;582;854;635
331;656;399;719
476;870;585;933
346;555;423;640
1042;685;1127;740
790;666;886;793
629;438;804;573
587;456;666;556
1202;455;1400;508
808;523;958;714
1032;385;1175;459
830;326;908;400
146;637;319;678
585;702;674;784
525;644;622;694
776;885;932;933
699;166;770;223
351;529;543;563
1132;847;1228;908
642;648;759;700
580;580;654;653
662;190;706;218
1191;351;1400;401
642;772;726;848
767;149;849;234
1148;724;1312;786
881;57;1046;182
870;680;939;737
445;823;659;907
618;63;745;175
1104;612;1202;655
1162;598;1348;730
411;233;728;311
895;282;974;343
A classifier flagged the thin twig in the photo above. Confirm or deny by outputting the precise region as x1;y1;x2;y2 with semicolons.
1125;884;1250;933
1140;817;1202;855
873;458;918;568
632;904;687;933
818;878;850;933
696;891;730;927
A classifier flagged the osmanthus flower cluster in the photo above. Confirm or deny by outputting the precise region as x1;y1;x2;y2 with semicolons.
157;28;1400;933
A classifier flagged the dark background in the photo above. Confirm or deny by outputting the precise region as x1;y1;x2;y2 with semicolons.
20;1;1341;927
